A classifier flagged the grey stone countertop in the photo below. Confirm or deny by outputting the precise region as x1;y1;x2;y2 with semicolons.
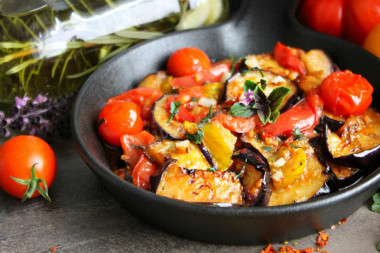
0;138;379;253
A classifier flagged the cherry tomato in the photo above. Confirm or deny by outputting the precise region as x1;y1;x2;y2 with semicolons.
0;135;56;201
364;23;380;58
297;0;344;37
107;87;163;120
131;154;157;190
273;42;306;75
167;47;211;77
98;101;143;146
343;0;380;45
120;130;156;169
321;70;373;117
169;60;231;88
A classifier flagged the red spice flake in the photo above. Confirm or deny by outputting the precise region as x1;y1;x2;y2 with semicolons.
261;244;276;253
338;217;348;225
50;246;57;252
261;245;314;253
317;231;329;248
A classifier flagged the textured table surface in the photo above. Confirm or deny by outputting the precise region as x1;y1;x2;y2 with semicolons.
0;138;379;253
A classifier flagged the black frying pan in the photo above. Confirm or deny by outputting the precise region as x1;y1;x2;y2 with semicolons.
71;0;380;245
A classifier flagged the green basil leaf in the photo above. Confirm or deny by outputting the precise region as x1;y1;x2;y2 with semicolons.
268;86;291;113
244;79;258;93
292;127;306;140
167;101;181;123
253;86;271;124
269;110;280;124
186;130;203;144
199;106;213;128
229;102;256;118
372;193;380;213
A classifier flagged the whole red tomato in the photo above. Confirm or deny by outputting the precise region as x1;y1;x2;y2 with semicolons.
97;101;143;146
343;0;380;45
320;70;373;116
167;47;211;77
297;0;344;37
0;135;56;201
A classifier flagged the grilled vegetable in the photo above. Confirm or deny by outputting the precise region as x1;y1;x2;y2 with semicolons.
156;160;244;205
145;140;211;171
267;141;330;206
224;69;298;111
232;148;269;206
322;109;380;168
152;95;186;139
200;120;237;171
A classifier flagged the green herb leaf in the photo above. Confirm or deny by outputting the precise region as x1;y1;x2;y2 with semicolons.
262;146;272;152
186;130;203;144
268;87;291;113
235;159;247;179
207;167;216;172
198;105;213;128
167;101;181;123
371;193;380;213
244;79;258;93
376;241;380;251
253;86;271;124
229;102;256;118
291;127;306;140
191;97;198;102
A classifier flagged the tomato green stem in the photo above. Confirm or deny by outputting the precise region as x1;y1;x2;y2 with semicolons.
10;163;51;202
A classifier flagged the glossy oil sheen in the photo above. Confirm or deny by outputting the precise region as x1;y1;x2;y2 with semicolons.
71;0;380;245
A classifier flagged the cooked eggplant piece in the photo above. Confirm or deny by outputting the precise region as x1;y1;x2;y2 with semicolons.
200;120;237;171
137;71;172;93
145;140;211;171
152;95;186;139
314;113;345;133
224;69;298;111
301;50;335;80
232;148;270;206
322;109;380;168
156;160;244;205
267;141;330;206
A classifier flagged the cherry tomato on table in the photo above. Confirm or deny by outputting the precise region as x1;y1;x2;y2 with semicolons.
0;135;56;201
320;70;373;117
167;47;211;77
343;0;380;45
98;101;143;146
297;0;344;37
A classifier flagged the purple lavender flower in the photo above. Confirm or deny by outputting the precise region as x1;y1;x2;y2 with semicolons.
32;94;48;105
240;89;254;106
15;95;30;109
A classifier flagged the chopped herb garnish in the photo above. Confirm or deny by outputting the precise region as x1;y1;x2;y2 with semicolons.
371;193;380;213
186;106;213;144
290;144;302;149
206;167;216;172
235;159;247;179
131;144;143;150
376;241;380;251
262;146;272;152
167;101;181;123
229;78;290;125
291;127;306;140
191;97;198;102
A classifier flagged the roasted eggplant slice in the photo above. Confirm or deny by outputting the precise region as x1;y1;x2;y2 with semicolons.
224;69;298;111
152;95;186;139
156;160;244;205
315;113;345;133
232;148;270;206
322;109;380;168
145;140;211;170
267;141;330;206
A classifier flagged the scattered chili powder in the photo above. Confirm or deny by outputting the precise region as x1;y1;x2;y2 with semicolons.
338;217;348;225
50;246;57;252
261;244;314;253
317;231;329;248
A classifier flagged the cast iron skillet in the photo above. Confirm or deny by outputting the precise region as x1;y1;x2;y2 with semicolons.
71;0;380;245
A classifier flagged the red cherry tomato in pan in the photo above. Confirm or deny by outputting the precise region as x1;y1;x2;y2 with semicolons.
98;101;143;146
297;0;344;37
273;42;306;75
0;135;56;201
321;70;373;117
167;47;211;77
343;0;380;45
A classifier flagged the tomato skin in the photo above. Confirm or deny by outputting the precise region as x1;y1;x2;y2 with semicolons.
167;47;211;77
120;131;156;169
343;0;380;45
213;113;259;133
169;61;231;88
321;70;373;117
273;42;306;75
98;101;143;146
107;87;163;120
0;135;56;199
131;154;157;190
364;23;380;58
297;0;344;37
